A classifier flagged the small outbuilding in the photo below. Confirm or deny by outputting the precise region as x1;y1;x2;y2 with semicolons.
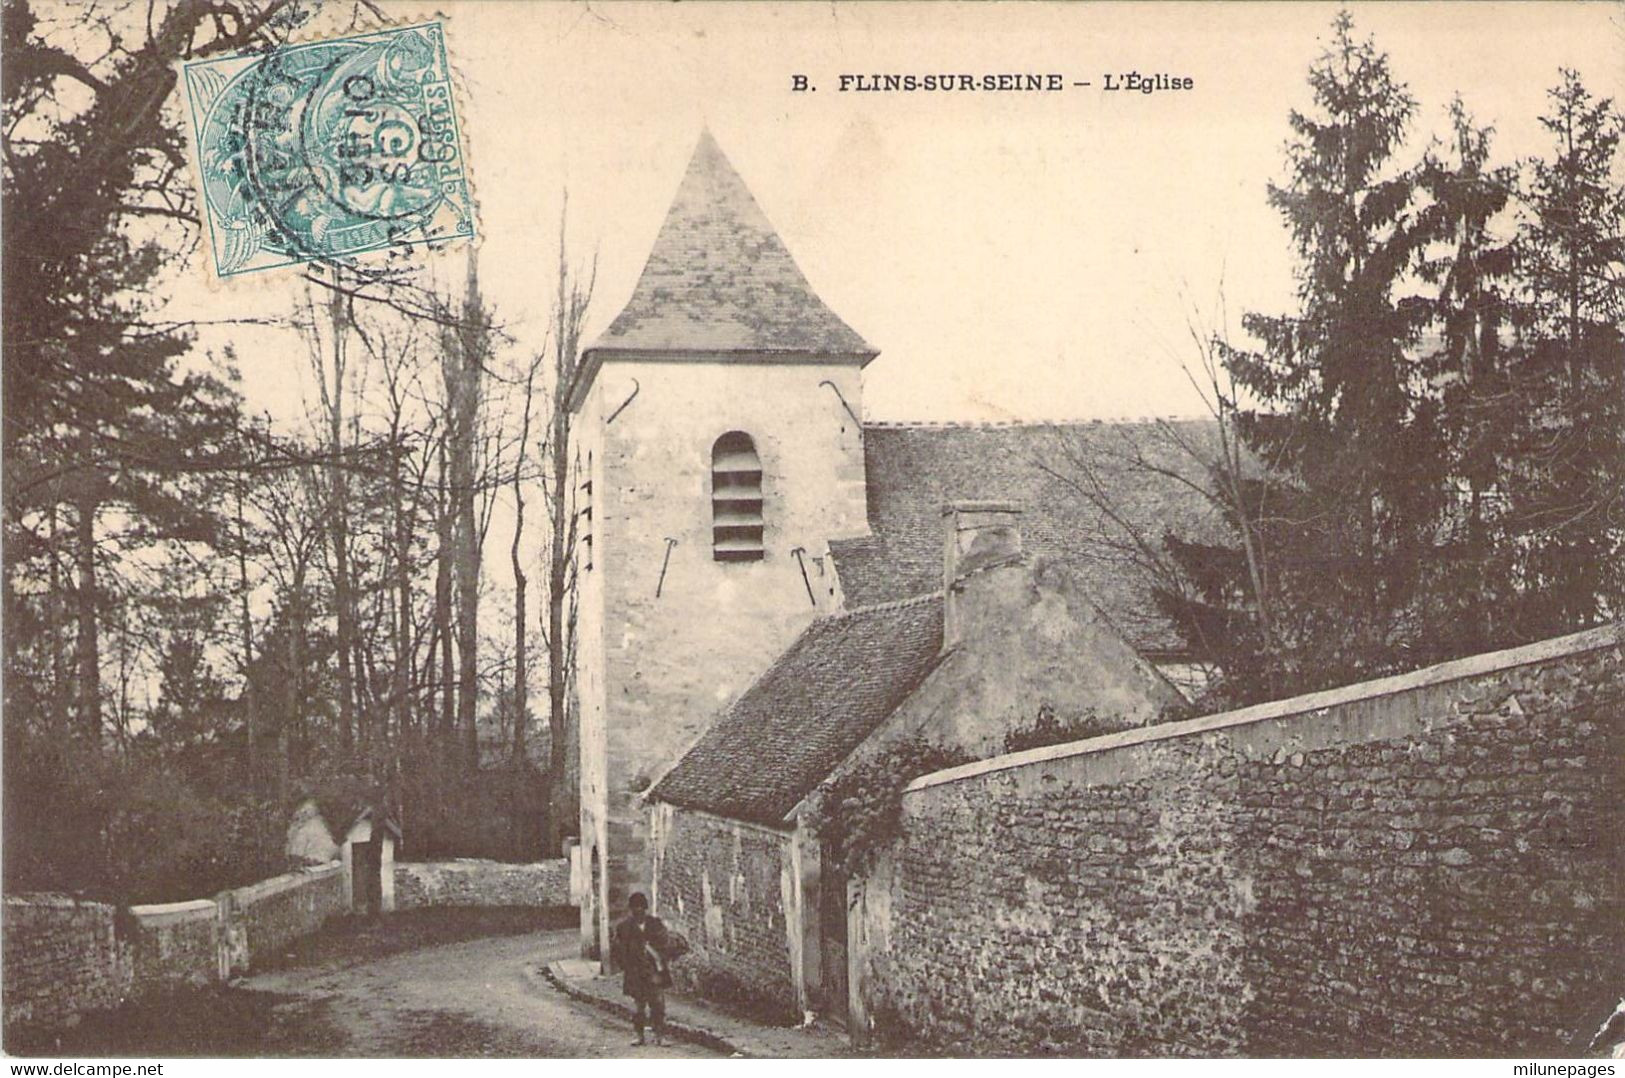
285;794;401;916
341;807;402;916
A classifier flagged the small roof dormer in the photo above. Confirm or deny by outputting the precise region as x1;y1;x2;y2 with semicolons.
570;130;877;410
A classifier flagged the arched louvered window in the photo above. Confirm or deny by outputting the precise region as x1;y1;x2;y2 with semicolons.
712;432;764;561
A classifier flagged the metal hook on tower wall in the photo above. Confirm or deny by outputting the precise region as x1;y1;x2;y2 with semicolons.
818;380;860;427
655;537;679;598
790;546;817;607
606;378;641;426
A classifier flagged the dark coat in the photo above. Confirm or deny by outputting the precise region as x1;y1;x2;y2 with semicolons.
612;912;672;999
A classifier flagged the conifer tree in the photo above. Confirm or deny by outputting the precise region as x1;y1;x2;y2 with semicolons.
1503;71;1625;638
1412;99;1520;655
2;0;284;736
1159;11;1443;700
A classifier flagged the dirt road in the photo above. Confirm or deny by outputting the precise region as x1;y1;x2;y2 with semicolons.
238;927;724;1057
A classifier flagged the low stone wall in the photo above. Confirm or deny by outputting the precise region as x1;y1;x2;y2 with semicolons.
228;863;345;969
647;803;802;1024
2;896;131;1031
3;861;346;1035
394;859;570;909
859;624;1624;1056
127;900;218;989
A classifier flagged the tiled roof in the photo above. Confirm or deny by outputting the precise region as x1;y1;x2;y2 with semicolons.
839;420;1226;653
587;131;875;357
648;593;944;826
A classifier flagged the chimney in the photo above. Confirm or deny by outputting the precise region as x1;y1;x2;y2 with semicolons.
942;501;1023;648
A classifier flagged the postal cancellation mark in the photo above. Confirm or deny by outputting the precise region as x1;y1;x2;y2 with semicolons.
182;22;474;278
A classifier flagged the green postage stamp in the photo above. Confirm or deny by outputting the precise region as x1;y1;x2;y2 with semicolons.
181;22;474;277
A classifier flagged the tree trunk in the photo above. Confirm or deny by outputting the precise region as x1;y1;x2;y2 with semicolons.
277;636;292;811
435;437;456;767
546;396;571;850
47;505;69;735
512;536;528;764
451;254;485;774
234;477;258;798
391;438;414;777
326;285;357;763
289;565;307;778
510;358;540;769
73;458;101;743
1564;111;1583;423
455;432;479;774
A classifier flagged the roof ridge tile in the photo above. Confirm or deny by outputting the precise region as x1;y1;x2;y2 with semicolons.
862;415;1206;430
823;589;944;621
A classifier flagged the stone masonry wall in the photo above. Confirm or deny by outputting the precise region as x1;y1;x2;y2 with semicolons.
4;862;346;1036
229;863;345;969
126;901;218;989
861;625;1624;1056
648;802;801;1023
2;896;131;1032
860;733;1249;1055
394;859;570;909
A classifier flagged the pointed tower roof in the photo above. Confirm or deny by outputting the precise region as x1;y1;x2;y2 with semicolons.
573;132;876;407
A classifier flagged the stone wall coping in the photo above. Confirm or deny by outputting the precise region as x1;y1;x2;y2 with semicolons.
5;863;343;920
864;417;1207;431
128;899;215;924
231;860;340;905
907;621;1622;794
3;893;111;910
399;858;567;870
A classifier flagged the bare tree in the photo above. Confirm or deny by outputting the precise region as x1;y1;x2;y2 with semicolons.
1034;293;1286;702
304;277;360;763
249;458;325;798
436;251;492;772
232;433;261;799
540;197;596;849
508;345;545;765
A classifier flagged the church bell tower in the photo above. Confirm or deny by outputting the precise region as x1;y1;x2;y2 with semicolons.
568;131;877;959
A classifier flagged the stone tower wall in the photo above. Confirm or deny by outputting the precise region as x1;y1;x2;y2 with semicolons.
575;358;868;953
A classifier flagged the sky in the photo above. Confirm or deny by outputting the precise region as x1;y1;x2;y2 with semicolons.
171;0;1625;429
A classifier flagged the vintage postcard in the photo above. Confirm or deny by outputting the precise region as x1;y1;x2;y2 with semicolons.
2;0;1621;1065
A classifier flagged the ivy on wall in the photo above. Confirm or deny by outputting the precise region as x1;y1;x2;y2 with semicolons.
1002;703;1115;754
812;702;1198;875
809;737;972;878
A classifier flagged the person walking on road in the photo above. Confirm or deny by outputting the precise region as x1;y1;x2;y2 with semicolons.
612;891;684;1046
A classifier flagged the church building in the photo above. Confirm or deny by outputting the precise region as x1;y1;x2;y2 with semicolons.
567;131;1214;967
